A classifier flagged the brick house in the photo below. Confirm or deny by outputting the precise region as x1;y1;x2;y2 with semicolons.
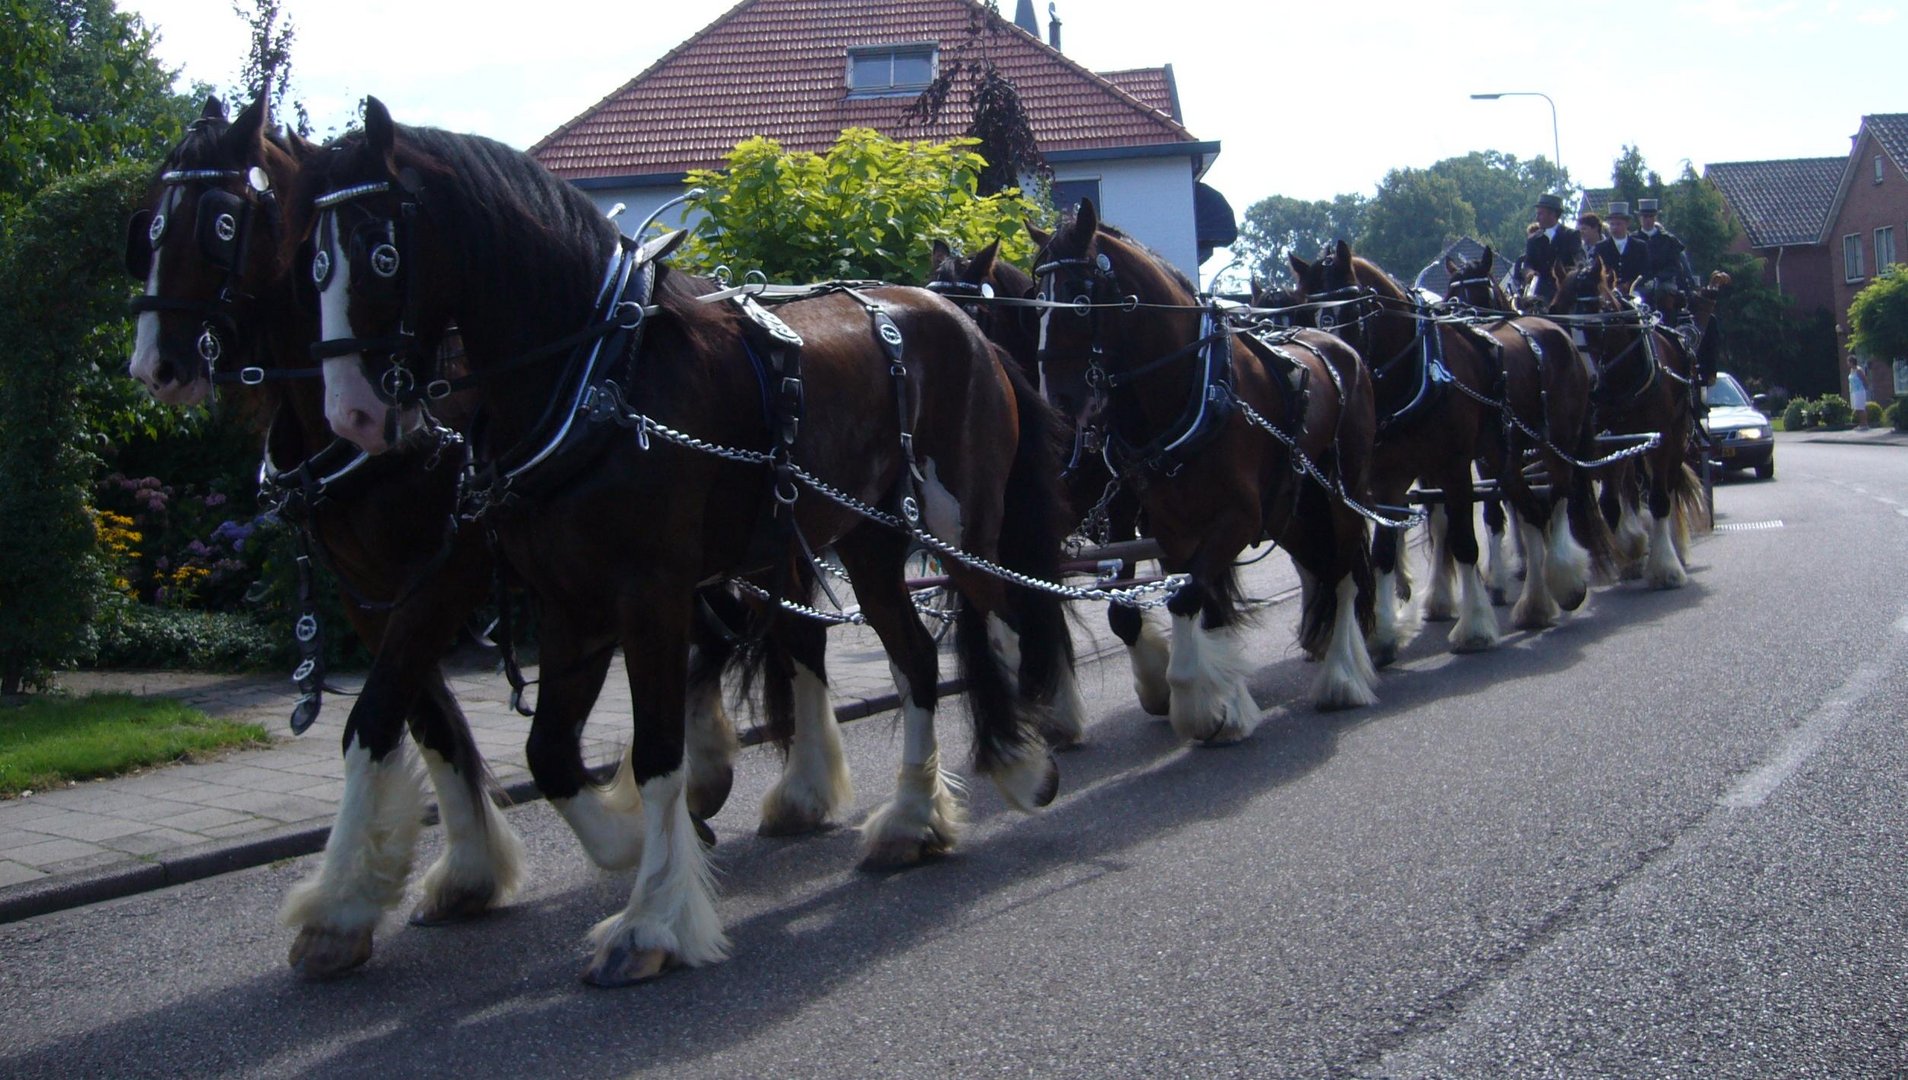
529;0;1233;280
1705;114;1908;400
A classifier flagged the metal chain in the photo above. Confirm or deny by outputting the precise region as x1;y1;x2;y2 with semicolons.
604;403;1188;610
1438;370;1663;470
1232;397;1427;530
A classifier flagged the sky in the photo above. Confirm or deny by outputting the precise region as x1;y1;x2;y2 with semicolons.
124;0;1902;226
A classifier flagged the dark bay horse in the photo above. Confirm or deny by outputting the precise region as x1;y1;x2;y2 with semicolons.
1550;260;1704;588
1442;247;1615;620
124;95;823;980
927;239;1161;723
1029;200;1381;738
295;98;1072;984
1288;241;1604;665
125;95;530;975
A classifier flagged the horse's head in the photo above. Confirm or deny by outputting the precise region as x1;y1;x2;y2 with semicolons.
1248;275;1306;327
1026;198;1201;421
127;90;309;405
927;237;1038;364
1287;239;1382;350
1444;247;1508;310
291;97;454;453
1551;258;1617;321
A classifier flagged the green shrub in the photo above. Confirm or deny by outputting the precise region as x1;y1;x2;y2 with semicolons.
1865;401;1883;426
1891;400;1908;433
1782;398;1813;430
1814;393;1854;428
90;606;282;671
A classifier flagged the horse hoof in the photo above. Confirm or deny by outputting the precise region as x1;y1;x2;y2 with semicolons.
757;805;832;837
409;885;497;926
1556;586;1587;612
1031;753;1061;807
581;944;673;987
858;835;950;872
1041;726;1085;752
1369;641;1398;669
1136;689;1171;717
686;765;734;822
288;925;373;979
1450;635;1496;654
693;816;717;849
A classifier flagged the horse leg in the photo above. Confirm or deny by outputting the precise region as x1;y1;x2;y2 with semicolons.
583;584;728;986
1289;486;1380;710
1367;520;1406;668
837;529;967;870
1162;510;1262;743
1643;453;1690;589
682;592;742;824
408;670;526;926
757;611;854;837
1482;496;1513;605
1509;483;1561;631
1421;505;1460;622
1443;481;1500;653
1110;598;1172;715
282;650;426;978
1606;465;1649;579
1541;459;1593;612
527;623;642;872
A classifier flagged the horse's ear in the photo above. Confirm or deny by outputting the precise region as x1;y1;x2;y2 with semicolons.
1025;220;1051;248
221;83;270;160
364;96;397;163
1289;253;1311;279
1076;197;1100;236
1334;238;1353;266
970;237;1001;278
201;96;226;122
1444;257;1461;277
1480;246;1495;272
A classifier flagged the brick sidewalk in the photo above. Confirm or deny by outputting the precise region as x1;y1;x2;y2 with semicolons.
0;552;1303;920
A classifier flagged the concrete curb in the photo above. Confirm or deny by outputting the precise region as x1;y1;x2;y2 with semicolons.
0;684;941;925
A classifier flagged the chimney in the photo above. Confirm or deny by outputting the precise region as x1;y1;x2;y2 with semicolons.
1014;0;1038;35
1048;2;1063;50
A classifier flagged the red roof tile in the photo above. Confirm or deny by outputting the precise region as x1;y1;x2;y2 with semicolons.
1096;66;1179;124
532;0;1200;180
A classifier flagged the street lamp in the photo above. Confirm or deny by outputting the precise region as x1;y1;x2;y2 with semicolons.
1470;91;1562;181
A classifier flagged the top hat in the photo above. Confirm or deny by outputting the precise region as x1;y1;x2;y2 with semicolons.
1607;201;1632;220
1636;198;1660;215
1534;192;1565;213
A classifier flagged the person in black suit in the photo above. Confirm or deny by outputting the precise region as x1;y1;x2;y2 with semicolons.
1594;201;1650;289
1522;192;1582;304
1635;198;1691;304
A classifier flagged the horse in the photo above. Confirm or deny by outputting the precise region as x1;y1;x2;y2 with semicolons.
293;97;1074;984
1548;259;1704;588
1029;199;1381;738
1287;240;1605;665
926;239;1161;721
1441;246;1616;619
124;94;838;980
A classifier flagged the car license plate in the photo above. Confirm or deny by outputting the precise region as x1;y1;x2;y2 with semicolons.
1718;446;1736;458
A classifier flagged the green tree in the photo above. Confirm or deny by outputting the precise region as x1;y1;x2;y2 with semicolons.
1356;167;1476;275
0;164;148;693
676;129;1051;286
1427;150;1571;258
1233;192;1367;287
1849;265;1908;363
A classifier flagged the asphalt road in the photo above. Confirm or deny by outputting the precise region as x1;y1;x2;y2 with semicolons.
3;436;1905;1078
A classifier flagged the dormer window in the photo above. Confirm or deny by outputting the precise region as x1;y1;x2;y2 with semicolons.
847;43;936;96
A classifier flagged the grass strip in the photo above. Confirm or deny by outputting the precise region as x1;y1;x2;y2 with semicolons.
0;693;269;797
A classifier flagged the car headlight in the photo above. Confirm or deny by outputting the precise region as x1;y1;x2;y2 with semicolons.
1734;427;1766;440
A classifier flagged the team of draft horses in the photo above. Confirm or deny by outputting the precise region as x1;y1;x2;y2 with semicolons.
123;91;1720;986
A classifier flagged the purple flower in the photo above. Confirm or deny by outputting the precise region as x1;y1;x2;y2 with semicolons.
186;539;210;557
205;493;228;507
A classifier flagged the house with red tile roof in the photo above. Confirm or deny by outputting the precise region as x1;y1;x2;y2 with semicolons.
530;0;1232;278
1705;114;1908;398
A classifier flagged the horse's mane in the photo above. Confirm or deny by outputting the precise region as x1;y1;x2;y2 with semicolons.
1097;222;1201;299
1349;255;1409;302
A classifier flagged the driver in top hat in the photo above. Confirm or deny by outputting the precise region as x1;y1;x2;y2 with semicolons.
1522;192;1583;304
1635;198;1692;303
1594;201;1651;289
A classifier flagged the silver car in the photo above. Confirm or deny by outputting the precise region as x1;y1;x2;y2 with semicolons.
1701;372;1775;480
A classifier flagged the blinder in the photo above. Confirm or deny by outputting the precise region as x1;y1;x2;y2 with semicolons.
196;187;248;270
125;209;157;280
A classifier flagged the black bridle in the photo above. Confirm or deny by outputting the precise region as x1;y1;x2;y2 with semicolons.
305;175;437;406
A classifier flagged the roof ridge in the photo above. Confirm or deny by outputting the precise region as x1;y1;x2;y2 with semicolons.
1707;155;1847;168
996;6;1193;138
527;0;760;158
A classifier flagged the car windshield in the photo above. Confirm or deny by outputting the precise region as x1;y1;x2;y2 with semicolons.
1706;374;1751;408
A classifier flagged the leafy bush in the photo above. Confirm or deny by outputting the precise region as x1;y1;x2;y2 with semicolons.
1782;398;1813;430
1865;401;1883;426
675;129;1051;286
90;606;283;671
1890;400;1908;432
1814;393;1854;428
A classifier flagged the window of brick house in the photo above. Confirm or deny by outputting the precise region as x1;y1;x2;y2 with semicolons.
1845;234;1865;282
1879;226;1897;272
1877;155;1886;184
846;44;936;96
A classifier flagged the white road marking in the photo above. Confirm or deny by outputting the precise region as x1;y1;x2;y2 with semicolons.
1721;660;1888;810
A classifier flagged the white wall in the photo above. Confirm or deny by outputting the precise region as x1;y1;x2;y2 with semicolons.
1050;156;1199;278
580;186;707;239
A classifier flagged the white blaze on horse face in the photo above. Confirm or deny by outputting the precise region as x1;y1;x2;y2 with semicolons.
316;234;410;453
128;245;209;406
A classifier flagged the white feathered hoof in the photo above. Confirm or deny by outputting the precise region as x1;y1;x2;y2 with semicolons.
988;741;1060;810
1368;634;1398;670
1129;619;1172;716
409;882;499;926
757;787;838;837
1554;583;1588;612
288;925;374;979
858;762;964;871
1511;592;1561;631
1168;678;1258;745
581;943;674;988
685;764;733;823
1449;627;1499;653
1313;667;1379;712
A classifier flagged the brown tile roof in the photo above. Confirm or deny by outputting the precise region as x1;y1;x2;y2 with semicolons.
1096;66;1179;124
531;0;1200;181
1705;157;1844;248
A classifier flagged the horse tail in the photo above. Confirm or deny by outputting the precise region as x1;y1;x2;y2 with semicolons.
1670;459;1707;546
712;562;819;756
1567;424;1621;585
993;353;1075;723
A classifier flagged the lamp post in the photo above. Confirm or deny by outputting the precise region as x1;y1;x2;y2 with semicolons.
1470;91;1561;180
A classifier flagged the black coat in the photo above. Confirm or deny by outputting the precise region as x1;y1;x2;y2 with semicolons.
1638;226;1686;282
1595;235;1650;285
1523;224;1584;292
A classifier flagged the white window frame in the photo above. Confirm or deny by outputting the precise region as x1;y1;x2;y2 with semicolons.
1877;155;1886;185
1845;233;1865;282
1879;226;1897;272
845;43;937;97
